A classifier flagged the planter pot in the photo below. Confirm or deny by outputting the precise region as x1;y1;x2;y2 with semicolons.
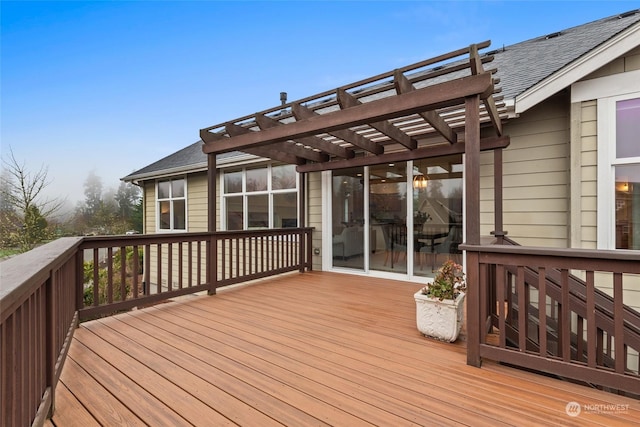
414;291;465;342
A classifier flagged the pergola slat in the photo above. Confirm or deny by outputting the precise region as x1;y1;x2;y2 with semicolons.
221;123;304;165
470;45;502;136
393;70;457;144
337;88;417;150
202;73;493;155
296;135;510;173
291;103;380;155
254;113;351;160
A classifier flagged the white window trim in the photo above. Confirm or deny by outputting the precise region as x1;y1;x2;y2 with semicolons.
220;164;299;230
592;80;640;249
156;176;188;232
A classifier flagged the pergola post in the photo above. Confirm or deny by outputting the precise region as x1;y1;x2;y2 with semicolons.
464;95;482;367
207;153;217;295
298;172;307;272
492;148;506;243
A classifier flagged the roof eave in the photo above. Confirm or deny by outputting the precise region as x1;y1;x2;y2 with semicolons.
514;20;640;114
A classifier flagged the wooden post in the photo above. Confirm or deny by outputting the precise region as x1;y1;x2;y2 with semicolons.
492;148;506;243
465;95;482;367
298;172;307;272
207;153;217;295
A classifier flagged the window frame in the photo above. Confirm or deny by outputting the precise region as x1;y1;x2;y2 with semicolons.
596;90;640;250
156;176;187;232
220;164;299;231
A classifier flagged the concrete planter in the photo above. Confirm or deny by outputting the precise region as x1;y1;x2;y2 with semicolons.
414;291;465;342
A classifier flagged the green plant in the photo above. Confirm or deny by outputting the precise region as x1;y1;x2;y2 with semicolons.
420;260;466;301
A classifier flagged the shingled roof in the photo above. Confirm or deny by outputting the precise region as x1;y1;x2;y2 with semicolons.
122;9;640;182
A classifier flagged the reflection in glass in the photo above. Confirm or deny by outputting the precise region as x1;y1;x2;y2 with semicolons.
224;170;243;193
247;194;269;228
173;200;186;230
413;156;463;277
615;165;640;250
246;168;268;192
332;168;364;269
226;195;243;230
273;192;297;228
272;164;297;190
369;163;407;274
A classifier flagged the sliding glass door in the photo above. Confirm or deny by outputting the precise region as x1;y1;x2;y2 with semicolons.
330;155;463;278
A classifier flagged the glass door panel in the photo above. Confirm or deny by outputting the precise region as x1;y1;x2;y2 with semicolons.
332;168;365;269
369;162;407;273
413;155;463;276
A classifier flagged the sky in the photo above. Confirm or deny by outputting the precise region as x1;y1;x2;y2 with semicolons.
2;0;639;210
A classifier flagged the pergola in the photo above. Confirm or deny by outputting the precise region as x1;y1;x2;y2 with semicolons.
200;41;509;248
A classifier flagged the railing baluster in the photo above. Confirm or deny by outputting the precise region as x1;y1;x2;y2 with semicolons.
92;248;99;306
107;247;113;304
496;264;506;348
538;267;547;358
517;266;526;352
560;268;570;362
614;272;624;374
120;246;127;302
156;244;162;295
132;245;139;299
178;242;183;290
167;243;173;292
586;270;596;367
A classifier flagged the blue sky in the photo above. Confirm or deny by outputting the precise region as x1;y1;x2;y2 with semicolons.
2;1;638;207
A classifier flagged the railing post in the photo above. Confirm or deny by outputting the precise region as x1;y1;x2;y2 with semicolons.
299;229;305;273
208;233;217;295
76;248;85;314
466;249;482;367
45;274;56;418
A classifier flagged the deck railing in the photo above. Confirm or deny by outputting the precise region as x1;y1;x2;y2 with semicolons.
0;228;313;427
1;237;82;427
463;242;640;396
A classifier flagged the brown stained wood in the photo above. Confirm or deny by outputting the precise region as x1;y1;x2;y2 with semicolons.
67;337;221;427
57;358;146;427
469;44;503;136
47;383;100;427
255;113;352;159
202;74;492;155
296;135;510;173
337;88;417;149
393;70;457;144
291;103;379;155
203;123;303;165
224;122;305;165
53;272;639;427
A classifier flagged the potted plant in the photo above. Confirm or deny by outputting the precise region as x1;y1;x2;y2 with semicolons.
414;260;466;342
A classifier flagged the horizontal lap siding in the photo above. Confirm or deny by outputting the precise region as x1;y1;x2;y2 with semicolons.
307;172;323;271
575;49;640;312
481;92;570;247
187;173;208;232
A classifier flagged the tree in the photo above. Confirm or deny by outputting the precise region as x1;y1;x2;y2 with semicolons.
83;171;103;218
0;148;64;251
114;181;141;221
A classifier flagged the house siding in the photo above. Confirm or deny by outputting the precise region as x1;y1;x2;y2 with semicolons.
481;92;570;247
307;171;323;271
572;48;640;313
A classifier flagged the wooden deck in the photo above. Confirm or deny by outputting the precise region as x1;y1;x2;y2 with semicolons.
48;272;638;426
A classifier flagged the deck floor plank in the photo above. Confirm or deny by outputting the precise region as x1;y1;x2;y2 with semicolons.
50;272;639;426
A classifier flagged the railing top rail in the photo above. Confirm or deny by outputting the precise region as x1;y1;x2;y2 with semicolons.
1;237;83;320
460;243;640;262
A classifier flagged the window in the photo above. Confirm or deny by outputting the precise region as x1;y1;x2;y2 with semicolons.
221;164;298;230
157;178;186;231
614;98;640;249
597;91;640;250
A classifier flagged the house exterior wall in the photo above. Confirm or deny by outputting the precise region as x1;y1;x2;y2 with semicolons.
571;46;640;250
480;92;570;247
570;47;640;312
307;171;323;271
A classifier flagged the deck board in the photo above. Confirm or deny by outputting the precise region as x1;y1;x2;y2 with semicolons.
50;272;639;426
